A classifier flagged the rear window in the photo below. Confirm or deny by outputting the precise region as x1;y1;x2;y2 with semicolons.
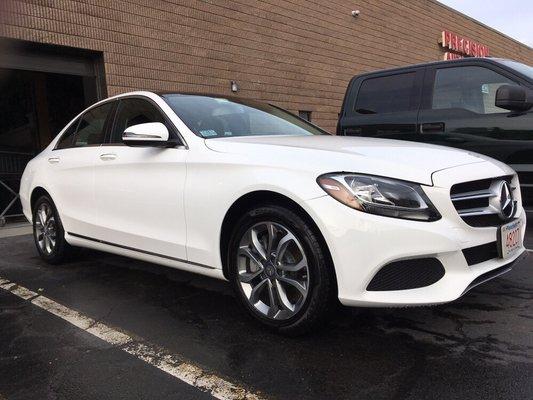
55;118;79;149
355;72;416;115
73;102;113;147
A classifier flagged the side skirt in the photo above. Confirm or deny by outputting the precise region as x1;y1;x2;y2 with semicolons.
66;232;226;281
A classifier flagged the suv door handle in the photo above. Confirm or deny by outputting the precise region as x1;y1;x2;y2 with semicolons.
420;122;445;133
99;153;117;161
343;128;362;136
48;157;60;164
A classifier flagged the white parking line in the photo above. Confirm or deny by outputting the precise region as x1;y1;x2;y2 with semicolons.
0;277;263;400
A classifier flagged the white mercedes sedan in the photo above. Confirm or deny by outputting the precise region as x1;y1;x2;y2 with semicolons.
20;92;528;334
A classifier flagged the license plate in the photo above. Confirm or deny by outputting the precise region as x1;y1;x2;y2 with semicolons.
499;220;523;259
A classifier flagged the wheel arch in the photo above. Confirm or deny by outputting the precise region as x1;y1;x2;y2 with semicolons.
219;190;337;290
30;186;53;213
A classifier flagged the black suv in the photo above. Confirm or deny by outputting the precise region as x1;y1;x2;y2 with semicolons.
337;58;533;215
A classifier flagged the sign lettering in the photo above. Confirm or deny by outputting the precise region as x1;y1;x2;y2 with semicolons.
440;30;490;60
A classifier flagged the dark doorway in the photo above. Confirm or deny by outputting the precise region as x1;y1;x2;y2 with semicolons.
0;39;105;225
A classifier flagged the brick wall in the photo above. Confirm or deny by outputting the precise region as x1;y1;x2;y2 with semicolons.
1;0;532;132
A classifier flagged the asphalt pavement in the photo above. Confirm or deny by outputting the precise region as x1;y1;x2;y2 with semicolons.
0;234;531;400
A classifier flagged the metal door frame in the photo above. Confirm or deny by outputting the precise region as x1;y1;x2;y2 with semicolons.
0;38;107;225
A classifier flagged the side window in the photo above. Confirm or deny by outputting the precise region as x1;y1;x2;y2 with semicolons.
110;98;167;144
355;72;416;114
432;66;516;114
55;118;80;150
73;102;113;147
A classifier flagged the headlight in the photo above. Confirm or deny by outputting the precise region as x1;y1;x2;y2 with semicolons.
317;173;441;221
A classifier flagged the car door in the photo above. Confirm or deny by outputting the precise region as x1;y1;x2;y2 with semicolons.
339;69;424;140
417;64;533;160
49;101;113;237
93;97;188;260
417;64;533;210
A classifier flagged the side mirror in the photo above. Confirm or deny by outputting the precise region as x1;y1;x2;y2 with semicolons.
495;85;533;112
122;122;172;147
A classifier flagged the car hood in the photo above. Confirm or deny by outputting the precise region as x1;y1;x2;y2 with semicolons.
204;135;490;185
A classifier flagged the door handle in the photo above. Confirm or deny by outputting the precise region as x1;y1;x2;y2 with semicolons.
99;153;117;161
343;128;362;136
420;122;445;133
48;157;60;164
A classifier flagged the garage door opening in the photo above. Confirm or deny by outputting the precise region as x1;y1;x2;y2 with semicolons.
0;39;106;226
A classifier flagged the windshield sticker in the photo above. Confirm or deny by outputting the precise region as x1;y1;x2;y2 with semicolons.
200;129;218;137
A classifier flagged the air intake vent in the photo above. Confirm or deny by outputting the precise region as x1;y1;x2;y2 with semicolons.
366;258;445;291
450;175;517;227
462;241;499;266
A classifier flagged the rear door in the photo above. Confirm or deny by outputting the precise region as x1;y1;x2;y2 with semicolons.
338;68;424;140
48;101;113;237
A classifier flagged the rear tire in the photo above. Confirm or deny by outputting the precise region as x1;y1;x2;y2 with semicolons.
227;205;336;336
32;195;74;264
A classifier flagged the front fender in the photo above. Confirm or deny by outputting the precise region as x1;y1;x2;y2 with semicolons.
184;156;326;269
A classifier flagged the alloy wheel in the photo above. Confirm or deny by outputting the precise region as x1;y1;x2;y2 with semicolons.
35;203;57;255
237;221;310;320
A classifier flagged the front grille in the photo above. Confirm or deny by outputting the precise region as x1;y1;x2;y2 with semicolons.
462;241;499;266
523;188;533;209
518;171;533;185
366;258;445;291
517;171;533;208
450;175;517;227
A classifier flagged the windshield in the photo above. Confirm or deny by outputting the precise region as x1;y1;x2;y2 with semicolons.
162;94;328;138
497;59;533;80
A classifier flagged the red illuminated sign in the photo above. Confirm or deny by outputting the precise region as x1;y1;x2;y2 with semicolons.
440;30;490;60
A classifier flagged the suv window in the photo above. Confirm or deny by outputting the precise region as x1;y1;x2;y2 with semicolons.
355;72;416;114
56;118;80;149
73;102;113;147
432;66;517;114
110;98;167;144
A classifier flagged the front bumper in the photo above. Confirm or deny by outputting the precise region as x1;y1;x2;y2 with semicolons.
304;164;528;307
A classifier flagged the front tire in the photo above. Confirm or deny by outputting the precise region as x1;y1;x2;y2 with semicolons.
33;195;73;264
228;205;336;335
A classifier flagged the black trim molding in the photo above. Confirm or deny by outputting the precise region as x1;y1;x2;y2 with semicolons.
67;232;214;269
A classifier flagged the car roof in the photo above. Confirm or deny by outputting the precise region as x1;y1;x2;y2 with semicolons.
157;92;287;110
156;91;259;102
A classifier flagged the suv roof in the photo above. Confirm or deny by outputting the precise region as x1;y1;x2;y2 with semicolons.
351;57;511;79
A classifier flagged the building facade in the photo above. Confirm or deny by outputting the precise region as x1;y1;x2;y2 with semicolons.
0;0;532;221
